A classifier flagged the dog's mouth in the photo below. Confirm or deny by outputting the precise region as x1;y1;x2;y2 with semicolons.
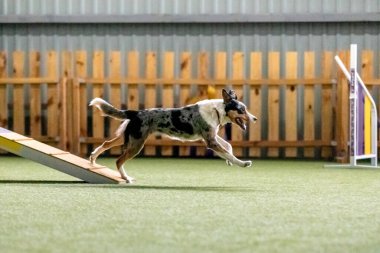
235;117;247;131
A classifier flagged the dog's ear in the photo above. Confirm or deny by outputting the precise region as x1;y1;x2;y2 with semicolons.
222;89;237;103
228;90;238;100
222;89;232;103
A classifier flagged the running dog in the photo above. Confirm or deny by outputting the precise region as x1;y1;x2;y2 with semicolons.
89;89;257;183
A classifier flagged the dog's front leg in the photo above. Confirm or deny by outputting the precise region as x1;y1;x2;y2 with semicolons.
216;136;233;166
206;138;252;167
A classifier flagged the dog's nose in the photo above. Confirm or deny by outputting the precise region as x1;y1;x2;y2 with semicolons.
249;114;258;122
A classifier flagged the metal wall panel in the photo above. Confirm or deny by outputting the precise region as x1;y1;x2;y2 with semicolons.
1;22;380;80
1;0;380;15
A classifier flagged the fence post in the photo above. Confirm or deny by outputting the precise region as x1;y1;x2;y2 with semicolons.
71;78;81;155
321;51;334;158
59;77;67;151
335;51;350;163
46;51;59;144
0;52;7;129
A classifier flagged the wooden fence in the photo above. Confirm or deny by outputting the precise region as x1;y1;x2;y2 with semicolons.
1;50;380;160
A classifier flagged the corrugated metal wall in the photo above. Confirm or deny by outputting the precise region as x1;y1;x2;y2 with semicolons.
1;0;379;15
1;22;380;77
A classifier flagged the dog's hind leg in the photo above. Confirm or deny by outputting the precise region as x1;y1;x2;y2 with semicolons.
89;135;124;164
89;120;129;164
116;138;145;183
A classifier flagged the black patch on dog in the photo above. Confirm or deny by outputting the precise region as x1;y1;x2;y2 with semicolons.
123;110;139;119
158;121;171;129
224;100;245;114
170;109;194;135
123;111;143;142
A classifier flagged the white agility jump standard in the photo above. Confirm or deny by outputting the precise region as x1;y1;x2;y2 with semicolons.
329;44;379;168
0;127;126;183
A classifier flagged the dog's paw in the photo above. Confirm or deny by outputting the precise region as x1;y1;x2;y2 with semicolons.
243;161;252;167
123;175;136;184
89;155;95;165
226;160;233;166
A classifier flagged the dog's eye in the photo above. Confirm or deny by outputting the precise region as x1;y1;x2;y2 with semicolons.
238;106;246;114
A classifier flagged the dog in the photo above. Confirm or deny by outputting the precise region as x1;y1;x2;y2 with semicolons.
89;89;257;183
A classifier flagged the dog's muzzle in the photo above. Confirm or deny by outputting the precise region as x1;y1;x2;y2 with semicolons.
228;111;257;131
250;114;258;123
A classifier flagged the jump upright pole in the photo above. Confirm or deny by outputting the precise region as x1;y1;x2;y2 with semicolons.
328;44;379;168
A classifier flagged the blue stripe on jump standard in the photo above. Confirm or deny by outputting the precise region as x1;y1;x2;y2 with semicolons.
357;86;365;156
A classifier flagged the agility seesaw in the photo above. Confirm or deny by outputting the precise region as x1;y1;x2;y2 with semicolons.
0;127;126;183
326;44;379;169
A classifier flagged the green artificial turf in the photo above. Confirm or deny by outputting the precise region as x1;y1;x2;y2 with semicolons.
1;156;380;253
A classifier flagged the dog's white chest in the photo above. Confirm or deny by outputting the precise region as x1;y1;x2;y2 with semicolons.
197;99;229;128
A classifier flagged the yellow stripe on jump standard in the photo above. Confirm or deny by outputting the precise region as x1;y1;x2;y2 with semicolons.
364;95;372;155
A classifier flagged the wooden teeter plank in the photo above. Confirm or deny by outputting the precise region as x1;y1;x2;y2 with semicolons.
0;127;125;184
53;153;105;170
53;153;123;181
0;131;33;141
17;139;69;156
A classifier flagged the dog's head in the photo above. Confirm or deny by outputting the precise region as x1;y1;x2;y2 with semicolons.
222;89;257;131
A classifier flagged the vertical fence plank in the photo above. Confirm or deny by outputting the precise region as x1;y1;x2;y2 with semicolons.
197;52;209;100
46;51;58;144
303;52;315;158
231;52;244;157
64;51;80;155
197;52;209;156
215;52;227;140
71;78;81;155
127;51;139;110
285;52;298;157
162;52;175;156
29;51;42;137
61;51;73;151
249;52;262;157
92;51;105;146
12;51;25;134
0;52;7;154
361;50;374;84
179;52;192;156
75;51;88;155
144;52;157;156
109;51;122;155
267;52;280;157
321;52;334;158
335;51;350;162
0;52;7;129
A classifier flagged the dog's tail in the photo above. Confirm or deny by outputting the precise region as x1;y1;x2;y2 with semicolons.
89;98;127;120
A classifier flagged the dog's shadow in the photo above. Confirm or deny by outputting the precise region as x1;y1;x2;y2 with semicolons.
0;180;256;192
114;184;255;192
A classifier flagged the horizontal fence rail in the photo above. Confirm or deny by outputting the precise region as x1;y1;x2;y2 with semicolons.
1;50;380;161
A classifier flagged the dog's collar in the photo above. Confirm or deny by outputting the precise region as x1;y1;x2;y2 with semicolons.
214;108;221;125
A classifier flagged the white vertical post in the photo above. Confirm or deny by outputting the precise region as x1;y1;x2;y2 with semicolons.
349;44;358;166
372;108;378;166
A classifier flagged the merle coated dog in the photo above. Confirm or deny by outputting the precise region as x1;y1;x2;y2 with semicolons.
89;89;257;183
